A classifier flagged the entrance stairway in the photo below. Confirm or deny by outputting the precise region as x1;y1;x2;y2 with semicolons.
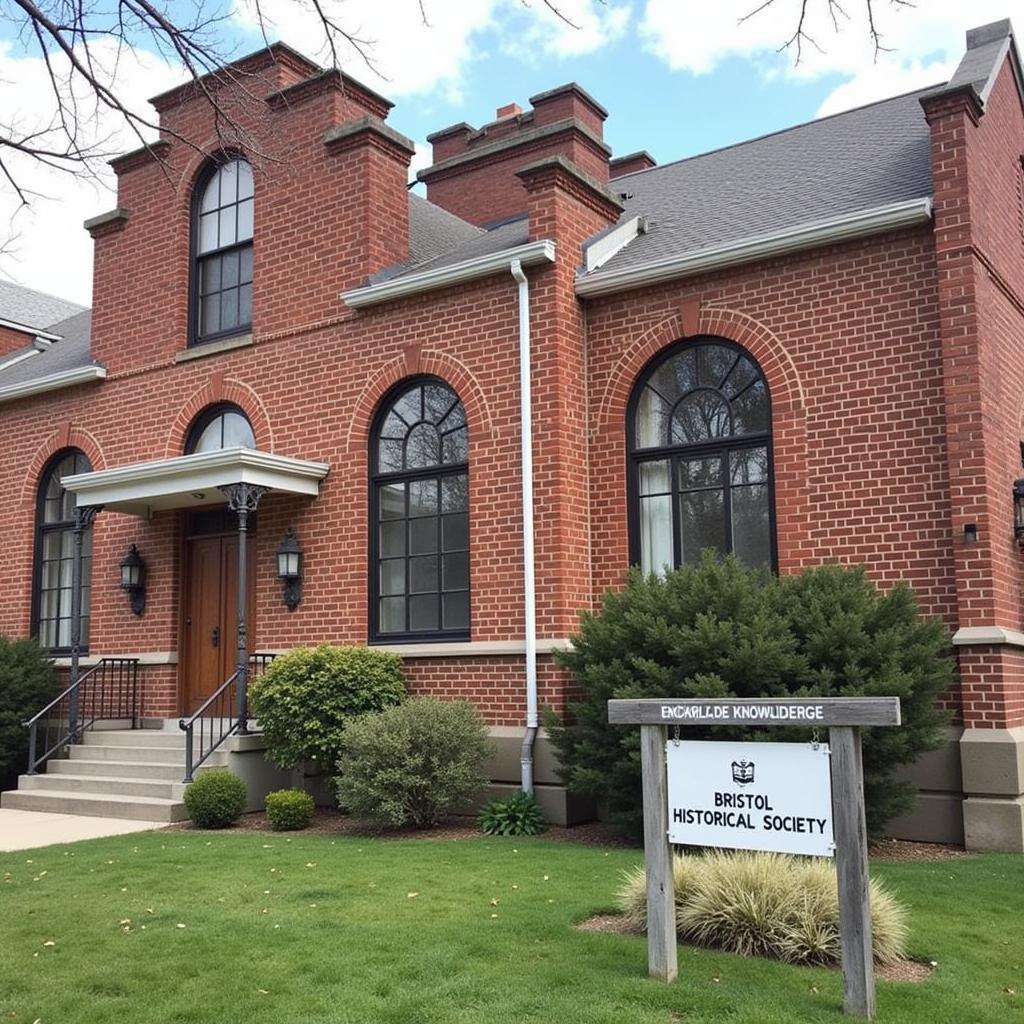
1;724;225;822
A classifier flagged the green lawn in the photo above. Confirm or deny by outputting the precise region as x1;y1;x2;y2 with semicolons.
0;830;1021;1023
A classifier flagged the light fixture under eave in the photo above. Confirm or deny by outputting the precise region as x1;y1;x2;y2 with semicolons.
119;544;146;616
191;492;206;500
276;527;303;610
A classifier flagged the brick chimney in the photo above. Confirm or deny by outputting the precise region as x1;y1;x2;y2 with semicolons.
610;150;657;178
418;83;611;226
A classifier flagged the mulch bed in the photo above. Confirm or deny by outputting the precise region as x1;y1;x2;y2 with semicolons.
573;914;935;983
170;809;968;864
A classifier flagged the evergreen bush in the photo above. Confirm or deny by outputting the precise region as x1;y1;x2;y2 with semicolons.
0;635;58;790
549;555;954;837
478;791;548;836
183;770;247;828
616;850;907;966
265;788;315;831
249;645;406;772
336;698;494;828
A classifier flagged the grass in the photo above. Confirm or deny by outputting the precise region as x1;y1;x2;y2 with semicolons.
0;831;1021;1023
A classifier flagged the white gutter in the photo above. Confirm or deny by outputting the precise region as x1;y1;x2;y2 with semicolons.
574;197;934;298
0;317;62;342
0;364;106;405
510;257;539;797
342;240;556;309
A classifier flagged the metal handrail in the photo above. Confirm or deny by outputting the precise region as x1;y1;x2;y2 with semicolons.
24;657;140;774
179;652;277;783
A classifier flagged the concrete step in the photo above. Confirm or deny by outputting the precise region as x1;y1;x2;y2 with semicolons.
18;773;186;801
0;788;186;822
68;743;209;764
83;731;187;749
48;758;187;780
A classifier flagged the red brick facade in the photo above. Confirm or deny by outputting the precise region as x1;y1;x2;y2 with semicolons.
3;35;1024;842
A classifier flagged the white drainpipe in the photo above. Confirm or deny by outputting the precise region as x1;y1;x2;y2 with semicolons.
510;258;538;795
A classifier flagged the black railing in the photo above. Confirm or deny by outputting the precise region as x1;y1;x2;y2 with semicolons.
179;652;277;783
24;657;140;774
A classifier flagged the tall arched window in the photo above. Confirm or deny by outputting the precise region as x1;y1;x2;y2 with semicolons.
191;157;254;345
185;403;256;453
628;339;774;574
370;379;469;641
33;449;94;652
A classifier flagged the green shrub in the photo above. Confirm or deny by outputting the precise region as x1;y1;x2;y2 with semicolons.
616;850;907;966
265;788;315;831
478;791;548;836
0;636;58;789
336;698;494;828
549;555;953;837
183;770;247;828
249;645;406;772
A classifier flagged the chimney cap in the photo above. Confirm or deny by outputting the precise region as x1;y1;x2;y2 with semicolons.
528;82;608;119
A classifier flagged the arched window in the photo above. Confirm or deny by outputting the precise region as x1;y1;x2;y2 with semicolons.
628;339;774;574
33;449;94;652
185;403;256;453
191;157;254;345
370;379;469;641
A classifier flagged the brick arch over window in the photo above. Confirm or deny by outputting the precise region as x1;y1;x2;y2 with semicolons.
596;305;811;573
21;425;106;511
166;377;273;456
346;347;493;454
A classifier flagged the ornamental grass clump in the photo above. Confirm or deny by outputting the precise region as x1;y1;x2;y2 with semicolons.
616;850;907;966
265;788;315;831
183;771;247;829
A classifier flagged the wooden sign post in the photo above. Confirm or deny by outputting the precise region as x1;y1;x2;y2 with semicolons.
608;697;901;1020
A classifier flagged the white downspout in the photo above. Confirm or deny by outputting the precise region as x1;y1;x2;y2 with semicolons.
510;258;538;796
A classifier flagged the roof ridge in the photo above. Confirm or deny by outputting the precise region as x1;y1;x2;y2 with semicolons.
611;83;945;183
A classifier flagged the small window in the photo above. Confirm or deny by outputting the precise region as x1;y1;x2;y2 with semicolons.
185;404;255;454
33;449;93;652
191;157;254;345
370;379;469;642
628;339;775;574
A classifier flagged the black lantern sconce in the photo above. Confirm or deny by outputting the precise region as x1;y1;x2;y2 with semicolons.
1015;479;1024;544
119;544;146;616
276;528;303;610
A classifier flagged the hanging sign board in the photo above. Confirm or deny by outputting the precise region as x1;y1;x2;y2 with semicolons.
666;740;835;857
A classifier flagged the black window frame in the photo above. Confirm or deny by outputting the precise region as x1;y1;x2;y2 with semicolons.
625;336;778;573
368;376;470;644
184;402;256;454
188;154;254;348
31;448;94;655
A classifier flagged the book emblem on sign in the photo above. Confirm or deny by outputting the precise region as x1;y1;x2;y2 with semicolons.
731;760;755;786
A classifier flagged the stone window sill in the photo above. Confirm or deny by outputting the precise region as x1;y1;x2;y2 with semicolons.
174;333;253;363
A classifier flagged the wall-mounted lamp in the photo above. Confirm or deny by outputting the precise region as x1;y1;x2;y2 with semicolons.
276;528;303;610
119;544;146;616
963;523;978;544
1015;480;1024;544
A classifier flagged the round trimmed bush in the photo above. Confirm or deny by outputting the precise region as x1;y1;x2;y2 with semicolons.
265;788;315;831
183;770;247;828
249;645;406;772
617;850;907;966
478;791;548;836
336;697;494;829
0;635;58;790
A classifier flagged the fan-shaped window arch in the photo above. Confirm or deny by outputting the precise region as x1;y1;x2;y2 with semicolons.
190;156;254;345
370;378;469;641
185;403;255;454
628;339;775;573
32;449;94;652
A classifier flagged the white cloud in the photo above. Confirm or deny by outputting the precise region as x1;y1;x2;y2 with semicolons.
0;39;185;306
815;58;953;118
499;0;632;62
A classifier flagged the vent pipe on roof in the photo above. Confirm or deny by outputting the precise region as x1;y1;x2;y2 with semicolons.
510;257;538;796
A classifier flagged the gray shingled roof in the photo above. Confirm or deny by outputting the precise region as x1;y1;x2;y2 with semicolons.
581;86;936;283
0;280;85;333
0;310;96;389
407;193;483;266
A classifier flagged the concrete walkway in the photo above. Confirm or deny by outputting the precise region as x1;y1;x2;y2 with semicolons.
0;808;168;852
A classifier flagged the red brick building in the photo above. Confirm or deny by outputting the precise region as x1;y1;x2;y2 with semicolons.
2;20;1023;849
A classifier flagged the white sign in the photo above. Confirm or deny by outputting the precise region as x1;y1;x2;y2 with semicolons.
666;740;835;857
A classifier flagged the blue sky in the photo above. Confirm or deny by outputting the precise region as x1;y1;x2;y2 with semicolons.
0;1;1014;303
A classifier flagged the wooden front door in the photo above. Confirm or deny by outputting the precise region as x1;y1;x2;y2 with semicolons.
182;518;256;713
